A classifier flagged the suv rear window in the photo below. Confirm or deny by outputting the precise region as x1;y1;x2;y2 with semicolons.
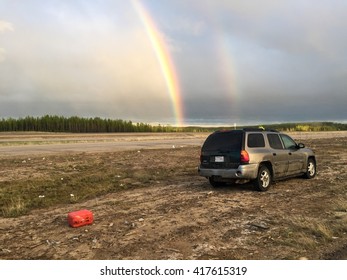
267;134;283;149
247;133;265;148
202;131;242;151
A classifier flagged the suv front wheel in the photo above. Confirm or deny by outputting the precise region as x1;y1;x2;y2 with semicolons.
304;158;316;179
254;165;272;191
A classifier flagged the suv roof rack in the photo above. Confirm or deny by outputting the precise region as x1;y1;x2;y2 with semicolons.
242;128;279;132
242;128;264;131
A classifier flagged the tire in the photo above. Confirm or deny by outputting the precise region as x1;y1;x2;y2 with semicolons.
209;177;227;188
253;165;272;191
304;158;316;179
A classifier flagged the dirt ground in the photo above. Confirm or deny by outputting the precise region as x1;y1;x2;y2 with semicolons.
0;132;346;260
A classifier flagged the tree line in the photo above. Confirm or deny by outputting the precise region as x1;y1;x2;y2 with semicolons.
0;115;211;133
257;122;347;132
0;116;345;133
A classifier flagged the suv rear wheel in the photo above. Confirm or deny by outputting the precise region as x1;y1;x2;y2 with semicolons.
254;165;272;191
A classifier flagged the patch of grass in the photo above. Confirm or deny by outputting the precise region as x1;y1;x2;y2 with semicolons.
0;147;200;217
273;217;335;254
295;233;318;250
334;199;347;212
2;197;27;217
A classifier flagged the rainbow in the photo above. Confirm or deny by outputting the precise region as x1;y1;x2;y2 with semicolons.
216;32;239;112
132;0;184;126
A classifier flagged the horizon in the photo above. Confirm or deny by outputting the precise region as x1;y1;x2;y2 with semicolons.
1;114;346;129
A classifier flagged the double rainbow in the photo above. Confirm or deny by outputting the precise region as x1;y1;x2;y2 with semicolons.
132;0;184;126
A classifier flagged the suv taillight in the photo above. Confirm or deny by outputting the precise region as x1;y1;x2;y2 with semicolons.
240;150;250;163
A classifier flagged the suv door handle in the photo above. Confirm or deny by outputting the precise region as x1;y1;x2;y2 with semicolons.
288;152;292;155
272;153;277;156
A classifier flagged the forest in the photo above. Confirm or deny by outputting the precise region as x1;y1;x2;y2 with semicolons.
0;115;346;133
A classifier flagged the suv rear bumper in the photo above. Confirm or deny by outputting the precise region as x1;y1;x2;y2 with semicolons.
198;163;259;179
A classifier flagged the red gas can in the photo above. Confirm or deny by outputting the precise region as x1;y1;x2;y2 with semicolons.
68;209;94;228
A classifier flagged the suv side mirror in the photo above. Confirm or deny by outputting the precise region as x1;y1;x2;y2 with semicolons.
297;143;305;149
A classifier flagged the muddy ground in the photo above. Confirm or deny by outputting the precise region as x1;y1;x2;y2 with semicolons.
0;132;346;260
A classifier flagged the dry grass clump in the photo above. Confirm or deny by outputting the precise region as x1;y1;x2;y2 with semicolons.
333;199;347;213
2;197;27;217
281;217;335;251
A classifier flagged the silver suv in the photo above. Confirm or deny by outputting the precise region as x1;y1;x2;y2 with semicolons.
198;128;316;191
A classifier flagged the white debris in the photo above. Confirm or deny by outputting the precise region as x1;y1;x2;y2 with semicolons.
70;194;74;197
250;221;270;230
39;195;45;198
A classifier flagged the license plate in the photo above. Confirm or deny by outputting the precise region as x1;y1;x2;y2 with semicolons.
215;156;224;162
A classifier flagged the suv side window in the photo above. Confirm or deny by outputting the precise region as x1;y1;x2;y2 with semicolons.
247;133;265;148
267;134;283;149
280;134;297;150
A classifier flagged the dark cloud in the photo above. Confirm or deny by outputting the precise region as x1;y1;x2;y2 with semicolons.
0;1;346;124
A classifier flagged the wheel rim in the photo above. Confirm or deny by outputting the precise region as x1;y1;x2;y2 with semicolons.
260;170;270;188
308;162;315;176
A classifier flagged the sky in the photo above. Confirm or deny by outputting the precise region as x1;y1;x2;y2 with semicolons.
0;0;347;126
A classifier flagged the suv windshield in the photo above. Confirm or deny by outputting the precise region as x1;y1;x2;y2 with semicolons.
202;131;242;152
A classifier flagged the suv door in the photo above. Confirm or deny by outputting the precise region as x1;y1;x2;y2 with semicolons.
280;134;305;175
267;133;288;178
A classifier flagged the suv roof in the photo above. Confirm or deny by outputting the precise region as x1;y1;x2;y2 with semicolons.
213;128;279;133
